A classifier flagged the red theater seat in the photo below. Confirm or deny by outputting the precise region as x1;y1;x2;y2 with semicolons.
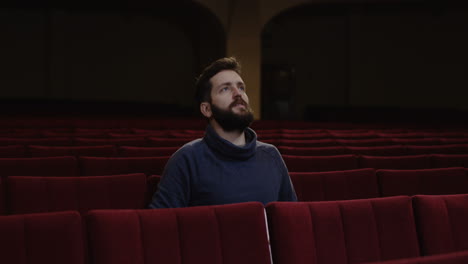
278;146;348;156
0;137;72;146
7;173;147;214
118;146;179;157
432;154;468;168
406;145;468;155
74;137;148;147
29;145;117;157
364;250;468;264
377;167;468;197
337;138;395;147
279;139;338;147
283;154;359;172
290;168;378;201
0;178;4;215
266;196;420;264
80;156;169;176
87;202;271;264
346;145;407;156
0;156;79;177
0;145;28;158
413;194;468;255
392;138;442;146
0;211;85;264
148;137;194;147
146;175;161;205
359;155;432;170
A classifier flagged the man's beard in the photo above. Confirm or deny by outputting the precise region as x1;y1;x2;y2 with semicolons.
210;100;254;132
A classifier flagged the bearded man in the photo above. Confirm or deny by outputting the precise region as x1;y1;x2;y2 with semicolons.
149;57;297;208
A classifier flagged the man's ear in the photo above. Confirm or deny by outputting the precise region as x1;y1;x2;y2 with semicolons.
200;102;212;118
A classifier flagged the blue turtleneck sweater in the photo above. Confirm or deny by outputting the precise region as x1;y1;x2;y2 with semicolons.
149;125;297;208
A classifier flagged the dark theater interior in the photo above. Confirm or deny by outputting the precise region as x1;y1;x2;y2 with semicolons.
1;1;468;263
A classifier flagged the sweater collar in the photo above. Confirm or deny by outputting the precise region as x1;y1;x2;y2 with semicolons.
204;124;257;160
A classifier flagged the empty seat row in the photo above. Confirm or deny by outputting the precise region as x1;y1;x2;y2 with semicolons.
2;167;468;216
283;154;468;172
0;156;170;177
0;145;181;158
291;167;468;201
3;195;468;264
0;137;195;147
3;144;468;159
279;144;468;156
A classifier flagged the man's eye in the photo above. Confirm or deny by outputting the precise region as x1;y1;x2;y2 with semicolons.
239;86;245;91
221;87;229;92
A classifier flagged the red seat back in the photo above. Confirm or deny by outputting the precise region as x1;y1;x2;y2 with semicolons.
7;174;147;214
266;196;420;264
0;211;85;264
377;167;468;197
0;156;79;177
87;202;271;264
290;168;378;201
283;154;359;172
79;156;169;176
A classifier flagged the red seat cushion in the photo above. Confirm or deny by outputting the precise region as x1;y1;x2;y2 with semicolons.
87;202;271;264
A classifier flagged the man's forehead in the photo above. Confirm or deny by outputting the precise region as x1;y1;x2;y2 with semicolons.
210;70;243;86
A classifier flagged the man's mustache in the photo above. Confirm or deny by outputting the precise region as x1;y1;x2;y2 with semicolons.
229;98;248;108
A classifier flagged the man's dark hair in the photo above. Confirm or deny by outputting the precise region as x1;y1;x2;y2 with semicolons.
195;57;241;105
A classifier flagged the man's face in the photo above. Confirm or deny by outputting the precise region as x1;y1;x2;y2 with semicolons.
205;70;254;131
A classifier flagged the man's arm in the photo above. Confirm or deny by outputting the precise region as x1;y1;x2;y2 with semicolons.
273;147;298;202
148;153;191;208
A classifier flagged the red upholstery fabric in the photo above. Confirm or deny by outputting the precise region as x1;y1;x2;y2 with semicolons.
346;145;407;156
118;146;179;157
87;202;271;264
7;173;147;214
148;137;194;147
0;178;4;215
290;168;378;201
0;211;85;264
0;156;79;177
330;131;378;139
279;139;338;147
266;196;420;264
432;154;468;168
377;167;468;197
336;138;394;147
283;154;359;172
391;138;442;146
359;155;432;170
363;250;468;264
413;194;468;255
79;156;169;176
406;145;467;155
29;145;117;157
146;175;161;206
74;137;148;147
440;138;468;144
0;137;72;146
0;145;28;158
278;146;348;156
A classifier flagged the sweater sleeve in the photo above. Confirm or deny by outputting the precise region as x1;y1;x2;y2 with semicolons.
148;151;191;208
273;147;298;202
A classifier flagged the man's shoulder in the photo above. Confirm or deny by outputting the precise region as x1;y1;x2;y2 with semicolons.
256;140;281;158
170;138;205;159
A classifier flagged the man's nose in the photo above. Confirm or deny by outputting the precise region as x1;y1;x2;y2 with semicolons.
232;87;242;96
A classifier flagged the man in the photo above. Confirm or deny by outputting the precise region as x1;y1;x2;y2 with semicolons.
149;57;297;208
